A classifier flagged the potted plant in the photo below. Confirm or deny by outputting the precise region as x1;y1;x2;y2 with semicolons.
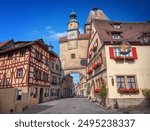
142;88;150;106
99;84;108;106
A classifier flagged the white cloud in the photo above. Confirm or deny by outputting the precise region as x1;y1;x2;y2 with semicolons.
30;26;67;42
45;26;52;30
49;31;67;40
79;28;84;34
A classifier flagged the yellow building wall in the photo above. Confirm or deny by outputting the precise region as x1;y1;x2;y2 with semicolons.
105;45;150;99
0;87;28;113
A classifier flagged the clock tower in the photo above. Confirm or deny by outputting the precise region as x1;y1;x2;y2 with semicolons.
67;11;79;40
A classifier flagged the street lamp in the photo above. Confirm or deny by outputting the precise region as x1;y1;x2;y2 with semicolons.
139;33;150;44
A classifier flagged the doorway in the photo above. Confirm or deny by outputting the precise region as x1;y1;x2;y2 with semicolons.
39;88;43;103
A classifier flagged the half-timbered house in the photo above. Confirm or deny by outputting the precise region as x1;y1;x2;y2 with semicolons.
0;39;50;113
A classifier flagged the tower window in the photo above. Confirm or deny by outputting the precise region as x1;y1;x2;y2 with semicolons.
71;53;76;59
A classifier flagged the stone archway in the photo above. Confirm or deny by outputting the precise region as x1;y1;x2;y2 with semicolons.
63;68;86;78
60;69;87;98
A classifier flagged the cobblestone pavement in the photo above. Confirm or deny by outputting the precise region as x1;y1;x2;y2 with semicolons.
23;97;122;114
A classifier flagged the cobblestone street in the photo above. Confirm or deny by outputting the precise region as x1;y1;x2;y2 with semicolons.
23;97;122;114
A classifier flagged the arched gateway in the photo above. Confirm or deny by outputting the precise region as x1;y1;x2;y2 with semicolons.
59;11;89;77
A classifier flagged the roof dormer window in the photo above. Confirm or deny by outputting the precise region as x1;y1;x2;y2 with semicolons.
112;34;121;39
113;24;121;29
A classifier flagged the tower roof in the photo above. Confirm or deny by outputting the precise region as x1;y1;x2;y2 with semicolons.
87;7;109;22
69;11;77;22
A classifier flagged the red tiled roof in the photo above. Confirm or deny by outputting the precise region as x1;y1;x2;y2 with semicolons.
93;19;150;43
0;39;12;48
0;43;5;48
59;33;89;43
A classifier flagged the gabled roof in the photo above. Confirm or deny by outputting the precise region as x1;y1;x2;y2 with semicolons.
93;19;150;43
0;39;48;55
0;39;14;48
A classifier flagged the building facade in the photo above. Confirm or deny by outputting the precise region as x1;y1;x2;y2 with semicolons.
76;74;87;97
59;11;89;77
60;74;74;98
49;48;62;100
86;7;150;107
0;39;51;113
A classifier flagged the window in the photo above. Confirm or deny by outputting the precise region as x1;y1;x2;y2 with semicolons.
117;76;137;89
113;47;132;57
71;53;75;59
8;52;13;59
44;73;48;81
117;76;125;88
35;51;42;61
20;49;26;56
51;62;54;68
33;69;37;79
127;76;136;88
56;64;59;71
45;58;49;66
17;68;23;78
41;72;44;80
113;24;121;28
44;88;47;97
114;47;121;57
33;87;38;98
112;34;120;39
16;89;22;100
37;70;41;80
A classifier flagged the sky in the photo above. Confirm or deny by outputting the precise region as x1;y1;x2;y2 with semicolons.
0;0;150;54
0;0;150;83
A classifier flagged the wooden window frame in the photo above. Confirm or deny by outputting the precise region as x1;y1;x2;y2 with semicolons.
56;64;59;71
20;49;26;57
7;52;13;59
116;75;138;89
16;89;22;101
33;87;38;98
17;68;23;78
112;34;121;39
71;53;76;59
116;76;126;88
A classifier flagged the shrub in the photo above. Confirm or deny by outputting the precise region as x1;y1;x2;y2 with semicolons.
99;84;108;98
99;84;108;106
142;88;150;98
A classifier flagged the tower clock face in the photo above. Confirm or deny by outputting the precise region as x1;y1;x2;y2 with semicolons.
67;30;78;40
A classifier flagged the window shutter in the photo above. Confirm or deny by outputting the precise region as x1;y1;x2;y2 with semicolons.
100;52;103;63
109;47;114;59
132;47;138;59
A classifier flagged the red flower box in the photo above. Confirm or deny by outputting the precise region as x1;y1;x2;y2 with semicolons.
117;88;139;94
125;56;134;60
94;88;101;93
87;66;93;74
92;60;101;69
114;56;124;60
